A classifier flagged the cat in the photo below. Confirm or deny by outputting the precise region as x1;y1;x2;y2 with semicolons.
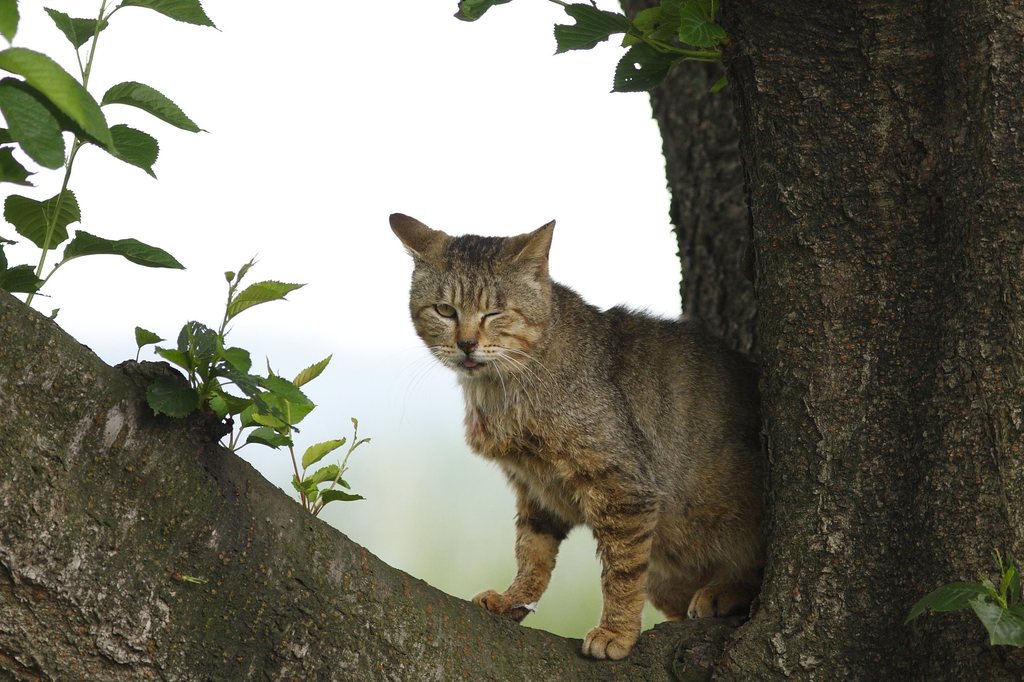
390;213;764;660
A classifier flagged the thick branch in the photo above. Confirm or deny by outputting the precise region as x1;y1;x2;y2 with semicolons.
0;292;734;680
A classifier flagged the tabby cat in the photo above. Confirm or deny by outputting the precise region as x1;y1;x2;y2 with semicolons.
391;214;764;660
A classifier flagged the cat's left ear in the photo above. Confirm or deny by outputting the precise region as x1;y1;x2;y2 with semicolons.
508;221;555;276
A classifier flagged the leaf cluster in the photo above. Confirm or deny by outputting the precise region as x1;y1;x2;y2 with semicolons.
0;1;213;300
137;260;305;421
291;418;371;517
136;260;369;515
455;0;728;92
907;549;1024;647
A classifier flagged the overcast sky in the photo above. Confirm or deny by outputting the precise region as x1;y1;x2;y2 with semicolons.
4;0;679;636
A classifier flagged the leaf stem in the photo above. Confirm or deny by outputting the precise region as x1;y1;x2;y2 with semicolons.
637;33;721;60
289;443;308;510
26;139;82;305
26;0;110;306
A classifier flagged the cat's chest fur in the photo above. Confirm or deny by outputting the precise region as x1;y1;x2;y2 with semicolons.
462;381;586;524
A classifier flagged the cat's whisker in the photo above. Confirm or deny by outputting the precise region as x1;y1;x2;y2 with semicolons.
399;357;443;426
500;347;556;386
497;349;552;396
493;355;542;413
490;357;511;407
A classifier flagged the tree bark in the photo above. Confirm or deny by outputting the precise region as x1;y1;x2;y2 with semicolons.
622;0;1024;678
0;292;736;680
718;0;1024;678
620;0;756;357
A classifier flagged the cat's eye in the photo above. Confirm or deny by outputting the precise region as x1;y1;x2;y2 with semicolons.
435;303;457;318
482;311;502;321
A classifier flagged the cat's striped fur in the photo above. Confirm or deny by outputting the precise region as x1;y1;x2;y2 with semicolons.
391;214;764;660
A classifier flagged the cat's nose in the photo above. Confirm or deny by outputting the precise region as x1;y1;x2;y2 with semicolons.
457;339;478;354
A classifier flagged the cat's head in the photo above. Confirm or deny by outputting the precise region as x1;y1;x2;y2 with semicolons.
390;213;554;379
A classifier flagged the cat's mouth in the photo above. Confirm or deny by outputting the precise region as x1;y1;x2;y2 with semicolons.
462;358;483;370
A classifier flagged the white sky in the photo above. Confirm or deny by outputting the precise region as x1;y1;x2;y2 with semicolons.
3;0;680;636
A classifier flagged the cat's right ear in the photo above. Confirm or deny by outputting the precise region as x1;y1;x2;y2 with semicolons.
390;214;446;263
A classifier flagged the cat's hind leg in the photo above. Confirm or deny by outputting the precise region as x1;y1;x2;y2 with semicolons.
686;579;759;618
645;561;702;621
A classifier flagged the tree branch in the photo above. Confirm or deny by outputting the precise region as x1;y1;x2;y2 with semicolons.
0;292;734;680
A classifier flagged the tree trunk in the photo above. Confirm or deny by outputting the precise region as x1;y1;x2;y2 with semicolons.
718;0;1024;678
620;0;756;357
0;291;736;680
620;0;1024;678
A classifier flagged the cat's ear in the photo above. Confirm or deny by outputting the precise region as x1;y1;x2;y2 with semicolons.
507;221;555;274
390;213;447;263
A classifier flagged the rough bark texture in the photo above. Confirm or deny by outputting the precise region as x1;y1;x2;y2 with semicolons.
621;0;756;357
719;0;1024;678
0;292;737;680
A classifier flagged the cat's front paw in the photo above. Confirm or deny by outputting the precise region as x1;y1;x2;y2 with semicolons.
471;589;532;623
581;625;639;660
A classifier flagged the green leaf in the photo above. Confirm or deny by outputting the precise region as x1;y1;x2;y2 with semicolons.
0;78;65;168
906;582;990;623
226;280;304;320
455;0;512;21
217;364;264;403
244;426;291;449
292;355;331;387
119;0;216;27
220;346;251;373
101;81;200;132
305;464;340;487
261;375;312;407
0;264;42;293
710;73;728;93
251;410;287;430
208;392;249;419
630;6;663;35
4;191;80;250
259;397;315;429
108;124;158;177
234;258;256;286
678;0;726;48
146;375;200;417
44;8;107;50
969;598;1024;647
320;489;364;504
0;0;17;42
626;0;683;45
1001;563;1018;602
154;347;191;372
176;321;217;369
134;326;163;349
257;376;315;426
554;4;632;53
0;147;32;184
62;230;183;268
613;44;678;93
301;439;346;469
0;48;111;147
292;474;319;498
